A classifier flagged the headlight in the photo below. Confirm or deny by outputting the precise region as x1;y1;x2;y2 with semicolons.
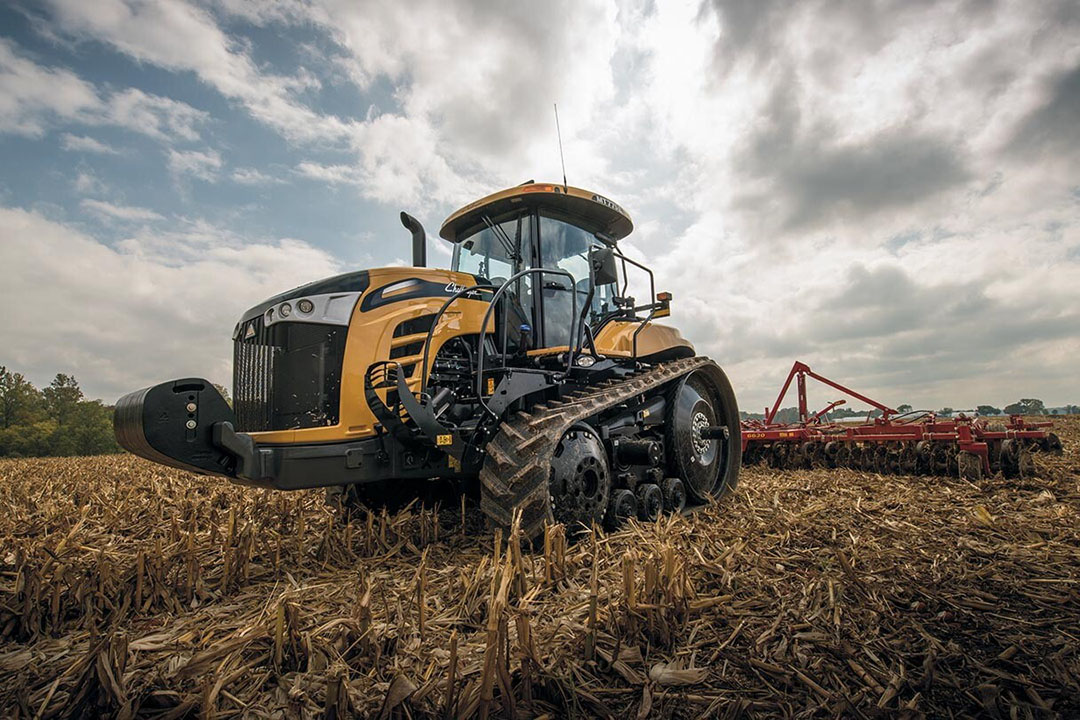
297;298;315;314
279;302;292;318
575;354;596;367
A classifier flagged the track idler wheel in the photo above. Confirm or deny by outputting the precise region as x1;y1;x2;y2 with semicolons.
636;483;663;522
666;368;740;501
957;451;983;481
606;489;637;529
549;425;611;531
662;477;686;513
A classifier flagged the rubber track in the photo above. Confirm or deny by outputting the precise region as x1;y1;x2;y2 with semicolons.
479;356;716;539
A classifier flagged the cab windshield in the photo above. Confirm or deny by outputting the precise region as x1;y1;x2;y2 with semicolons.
452;213;527;285
450;209;618;347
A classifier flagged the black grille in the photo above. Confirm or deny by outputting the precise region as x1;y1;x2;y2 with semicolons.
233;317;346;432
393;314;436;338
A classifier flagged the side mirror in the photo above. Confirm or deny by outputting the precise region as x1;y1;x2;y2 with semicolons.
590;246;619;286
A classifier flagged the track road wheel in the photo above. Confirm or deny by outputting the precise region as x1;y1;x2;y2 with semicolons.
666;367;741;502
957;451;983;481
662;477;686;513
606;489;637;529
636;483;663;522
549;425;611;533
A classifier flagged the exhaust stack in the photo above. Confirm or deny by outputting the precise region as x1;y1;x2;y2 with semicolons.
400;211;426;267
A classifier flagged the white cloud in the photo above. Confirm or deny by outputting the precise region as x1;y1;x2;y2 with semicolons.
231;167;285;185
0;37;207;142
43;0;621;207
45;0;350;143
73;171;105;194
0;38;99;136
0;206;342;400
168;148;223;182
80;198;165;222
103;88;207;142
60;133;119;154
294;161;360;185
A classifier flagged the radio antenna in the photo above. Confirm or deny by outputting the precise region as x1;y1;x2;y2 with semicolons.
554;103;568;192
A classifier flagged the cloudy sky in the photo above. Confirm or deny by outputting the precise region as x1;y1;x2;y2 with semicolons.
1;0;1077;413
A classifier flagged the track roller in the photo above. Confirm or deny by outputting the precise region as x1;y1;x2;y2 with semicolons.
606;489;637;529
662;477;686;513
636;483;663;521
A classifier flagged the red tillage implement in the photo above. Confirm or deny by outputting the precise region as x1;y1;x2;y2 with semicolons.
741;361;1063;480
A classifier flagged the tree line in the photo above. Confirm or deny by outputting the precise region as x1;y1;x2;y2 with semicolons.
0;367;119;458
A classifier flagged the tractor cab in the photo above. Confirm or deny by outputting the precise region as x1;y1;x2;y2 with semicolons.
440;183;635;352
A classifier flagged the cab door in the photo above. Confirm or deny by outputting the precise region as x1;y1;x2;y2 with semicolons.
536;214;613;349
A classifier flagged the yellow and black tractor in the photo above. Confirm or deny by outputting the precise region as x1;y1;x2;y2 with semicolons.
115;182;741;538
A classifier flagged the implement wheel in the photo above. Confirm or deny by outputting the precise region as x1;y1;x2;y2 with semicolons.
899;443;918;475
848;445;863;469
1001;439;1021;478
957;451;983;481
834;443;851;468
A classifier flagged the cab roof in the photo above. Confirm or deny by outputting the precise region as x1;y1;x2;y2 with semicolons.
439;182;633;243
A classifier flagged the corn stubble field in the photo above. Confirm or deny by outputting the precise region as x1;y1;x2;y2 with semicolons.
1;418;1078;719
